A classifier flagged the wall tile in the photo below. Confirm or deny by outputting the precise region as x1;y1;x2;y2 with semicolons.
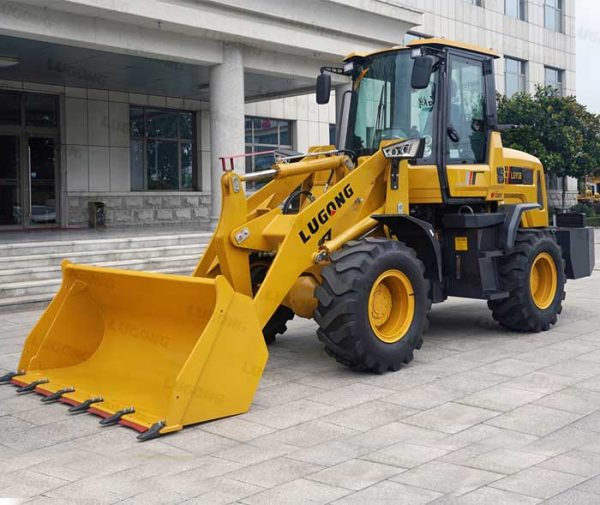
148;95;167;108
88;146;110;192
110;147;130;192
65;97;88;146
87;89;109;100
109;90;129;103
88;99;109;146
166;97;184;109
65;87;86;98
66;145;88;192
108;101;130;148
129;93;148;105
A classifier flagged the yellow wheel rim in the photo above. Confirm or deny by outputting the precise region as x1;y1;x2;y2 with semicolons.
368;270;415;343
530;252;558;310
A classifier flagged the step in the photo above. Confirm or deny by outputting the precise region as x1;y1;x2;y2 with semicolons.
0;254;202;283
0;270;196;313
0;244;206;269
0;293;53;313
0;232;212;257
0;265;197;300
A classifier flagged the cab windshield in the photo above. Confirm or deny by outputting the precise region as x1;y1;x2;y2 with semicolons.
346;50;438;159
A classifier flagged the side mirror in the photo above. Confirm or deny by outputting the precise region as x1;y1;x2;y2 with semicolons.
316;72;332;104
411;55;435;89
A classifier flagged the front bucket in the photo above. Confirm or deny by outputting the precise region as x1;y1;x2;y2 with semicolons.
11;261;268;438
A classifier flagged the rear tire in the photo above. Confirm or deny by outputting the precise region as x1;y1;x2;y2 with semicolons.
250;256;294;345
314;238;430;373
488;231;565;332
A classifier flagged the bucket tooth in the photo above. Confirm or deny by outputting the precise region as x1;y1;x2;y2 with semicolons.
137;421;166;442
16;379;49;394
41;387;75;403
68;397;104;414
0;371;24;384
99;407;135;426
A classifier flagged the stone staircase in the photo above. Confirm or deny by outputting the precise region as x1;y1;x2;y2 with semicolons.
0;232;212;311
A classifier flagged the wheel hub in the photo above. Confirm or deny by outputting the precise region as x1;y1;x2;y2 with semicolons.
368;270;415;343
530;252;557;310
371;284;393;324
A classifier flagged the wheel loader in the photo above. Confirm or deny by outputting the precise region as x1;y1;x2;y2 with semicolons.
1;39;594;440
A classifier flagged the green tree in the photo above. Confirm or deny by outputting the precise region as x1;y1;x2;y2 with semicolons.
497;86;600;208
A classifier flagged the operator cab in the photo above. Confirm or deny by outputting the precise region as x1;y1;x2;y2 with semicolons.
316;39;500;204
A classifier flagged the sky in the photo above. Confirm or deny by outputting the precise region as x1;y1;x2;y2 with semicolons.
577;0;600;113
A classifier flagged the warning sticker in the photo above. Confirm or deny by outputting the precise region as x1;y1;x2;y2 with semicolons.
455;236;468;251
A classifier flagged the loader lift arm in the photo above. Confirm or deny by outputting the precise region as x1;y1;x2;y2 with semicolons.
195;146;391;329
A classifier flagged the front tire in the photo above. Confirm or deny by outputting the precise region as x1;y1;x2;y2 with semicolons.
488;231;565;332
314;238;430;373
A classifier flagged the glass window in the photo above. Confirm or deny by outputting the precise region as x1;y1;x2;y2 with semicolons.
146;140;178;190
347;50;439;160
447;55;488;164
0;135;20;225
253;119;279;145
0;91;59;128
466;0;482;5
505;0;526;20
181;141;193;190
130;140;144;191
179;112;193;140
329;124;337;145
146;109;178;139
25;94;58;127
245;117;294;190
545;0;562;31
0;91;21;125
129;106;196;191
504;57;527;97
278;120;290;145
545;66;564;95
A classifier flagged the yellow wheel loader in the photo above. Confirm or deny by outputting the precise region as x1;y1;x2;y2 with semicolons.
2;39;594;440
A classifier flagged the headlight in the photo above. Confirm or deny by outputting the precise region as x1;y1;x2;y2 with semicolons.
382;138;425;160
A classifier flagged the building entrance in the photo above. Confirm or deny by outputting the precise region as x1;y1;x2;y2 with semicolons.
0;92;59;229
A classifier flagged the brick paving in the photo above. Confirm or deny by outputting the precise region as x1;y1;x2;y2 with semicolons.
0;237;599;504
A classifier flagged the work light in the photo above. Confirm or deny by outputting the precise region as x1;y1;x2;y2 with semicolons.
382;138;425;159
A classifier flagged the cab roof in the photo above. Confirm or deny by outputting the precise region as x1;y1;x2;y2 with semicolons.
344;38;499;61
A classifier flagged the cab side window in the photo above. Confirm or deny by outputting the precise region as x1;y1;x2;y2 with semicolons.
447;55;488;164
409;78;437;161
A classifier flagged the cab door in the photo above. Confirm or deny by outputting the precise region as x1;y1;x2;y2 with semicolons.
444;52;493;200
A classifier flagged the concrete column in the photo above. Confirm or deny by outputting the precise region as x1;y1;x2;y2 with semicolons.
334;83;352;147
209;44;245;224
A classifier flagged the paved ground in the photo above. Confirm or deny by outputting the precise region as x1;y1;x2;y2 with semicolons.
1;240;599;504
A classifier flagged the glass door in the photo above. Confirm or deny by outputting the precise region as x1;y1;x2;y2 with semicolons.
0;91;60;229
0;135;22;227
26;137;57;227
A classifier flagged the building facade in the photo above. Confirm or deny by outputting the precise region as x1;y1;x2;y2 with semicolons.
0;0;576;232
0;0;420;230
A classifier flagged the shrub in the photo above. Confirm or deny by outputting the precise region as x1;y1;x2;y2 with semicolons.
569;202;596;217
